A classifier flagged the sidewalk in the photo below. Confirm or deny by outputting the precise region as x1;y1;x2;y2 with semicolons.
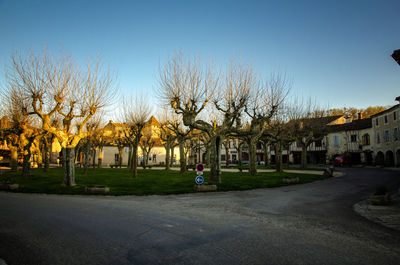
354;194;400;231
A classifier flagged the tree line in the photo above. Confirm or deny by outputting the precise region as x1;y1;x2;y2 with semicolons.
0;49;388;187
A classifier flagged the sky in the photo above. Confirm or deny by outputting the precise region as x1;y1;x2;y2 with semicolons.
0;0;399;112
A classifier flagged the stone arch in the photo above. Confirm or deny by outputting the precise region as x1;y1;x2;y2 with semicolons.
375;151;384;166
364;151;373;165
385;150;394;167
396;149;400;167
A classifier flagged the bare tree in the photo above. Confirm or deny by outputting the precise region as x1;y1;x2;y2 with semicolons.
264;103;293;172
139;131;156;169
158;119;176;170
121;95;151;178
0;87;43;176
7;49;116;185
159;54;252;183
168;114;191;173
288;98;328;169
232;137;245;166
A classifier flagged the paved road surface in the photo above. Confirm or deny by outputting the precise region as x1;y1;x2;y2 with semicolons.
1;168;400;265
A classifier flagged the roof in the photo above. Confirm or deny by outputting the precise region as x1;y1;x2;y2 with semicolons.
370;104;400;118
308;115;344;125
328;118;372;132
290;115;344;127
147;116;160;127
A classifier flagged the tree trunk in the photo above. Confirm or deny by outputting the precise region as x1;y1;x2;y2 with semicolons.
37;149;43;169
209;135;222;184
301;144;307;169
92;149;96;169
63;147;76;186
179;140;186;173
83;142;90;175
170;147;175;167
22;146;31;177
224;144;229;167
118;147;123;168
43;143;50;172
275;142;283;173
97;146;103;168
262;142;269;167
286;145;291;169
128;145;132;169
238;144;243;167
10;146;18;171
141;147;147;169
131;144;138;178
165;144;170;170
249;138;257;176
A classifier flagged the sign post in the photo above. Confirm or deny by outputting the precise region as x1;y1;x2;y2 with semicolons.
195;163;204;185
194;163;217;192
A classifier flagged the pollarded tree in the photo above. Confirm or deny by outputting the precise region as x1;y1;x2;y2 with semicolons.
288;99;328;169
264;104;293;173
159;54;252;183
139;131;156;169
121;95;151;178
238;73;288;175
158;117;177;170
0;87;43;176
7;49;116;186
168;114;191;173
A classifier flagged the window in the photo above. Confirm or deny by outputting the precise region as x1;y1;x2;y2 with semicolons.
350;134;357;142
376;131;381;144
114;154;119;162
153;154;157;163
394;112;397;121
221;154;226;161
375;118;379;126
384;130;391;142
333;136;339;146
384;115;388;124
394;128;399;141
362;134;370;145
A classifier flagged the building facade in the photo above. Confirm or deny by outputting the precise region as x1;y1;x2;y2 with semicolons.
371;100;400;166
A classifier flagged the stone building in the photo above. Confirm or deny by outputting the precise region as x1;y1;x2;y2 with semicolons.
371;97;400;166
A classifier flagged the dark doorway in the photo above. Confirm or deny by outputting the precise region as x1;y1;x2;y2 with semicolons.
376;151;384;166
385;150;394;167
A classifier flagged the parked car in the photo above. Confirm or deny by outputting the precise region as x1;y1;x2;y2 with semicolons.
258;161;265;165
333;155;344;166
242;160;249;165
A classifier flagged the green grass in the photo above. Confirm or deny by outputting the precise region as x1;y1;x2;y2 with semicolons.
0;167;328;196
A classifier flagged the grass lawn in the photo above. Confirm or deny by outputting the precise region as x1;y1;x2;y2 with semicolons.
0;167;328;196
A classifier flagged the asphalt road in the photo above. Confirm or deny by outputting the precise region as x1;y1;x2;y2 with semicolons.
1;168;400;265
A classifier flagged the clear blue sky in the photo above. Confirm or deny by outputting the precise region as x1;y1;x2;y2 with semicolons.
0;0;399;109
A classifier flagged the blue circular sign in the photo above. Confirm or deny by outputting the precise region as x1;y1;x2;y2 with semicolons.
195;176;204;185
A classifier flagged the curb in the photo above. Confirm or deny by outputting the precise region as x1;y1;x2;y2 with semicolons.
353;195;400;231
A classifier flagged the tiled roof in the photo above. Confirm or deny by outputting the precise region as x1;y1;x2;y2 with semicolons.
288;115;344;127
328;118;372;132
147;116;160;126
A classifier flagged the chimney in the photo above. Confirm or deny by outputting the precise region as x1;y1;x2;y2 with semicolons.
396;96;400;104
357;112;363;120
